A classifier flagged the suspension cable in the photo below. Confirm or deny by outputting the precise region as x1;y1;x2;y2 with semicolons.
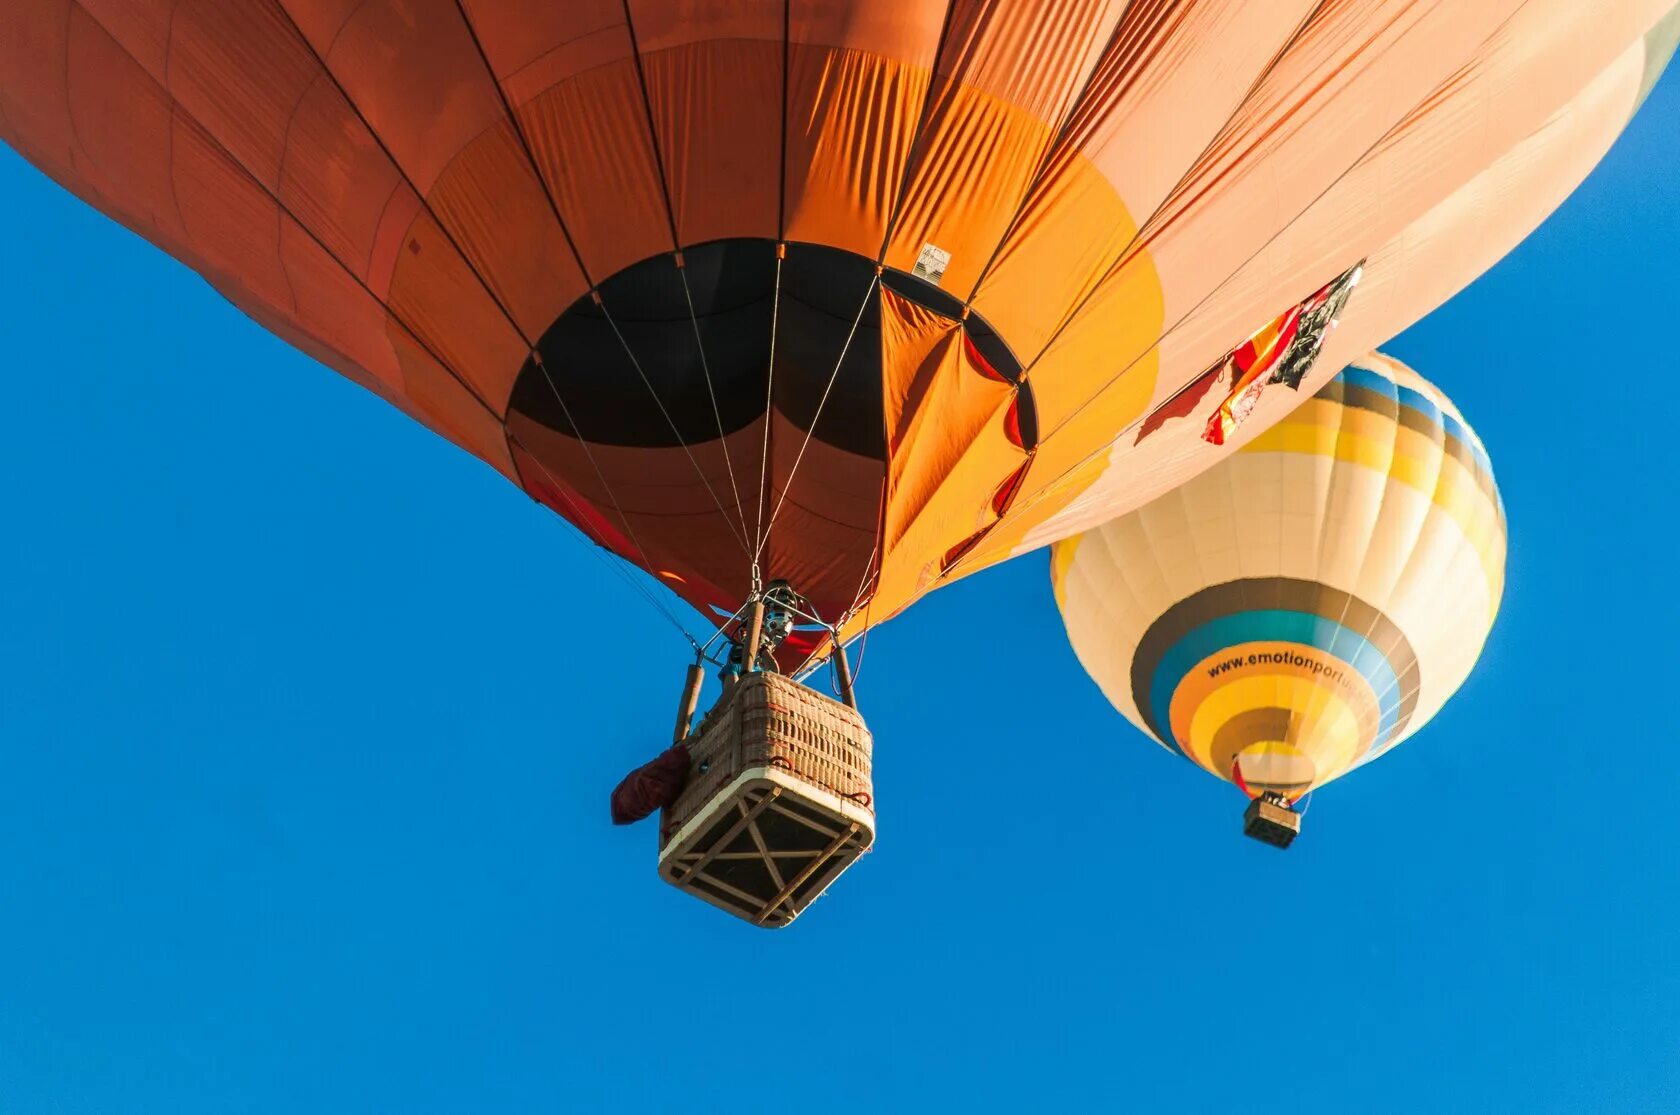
755;271;880;566
751;248;785;579
676;255;754;550
507;424;700;650
594;294;752;558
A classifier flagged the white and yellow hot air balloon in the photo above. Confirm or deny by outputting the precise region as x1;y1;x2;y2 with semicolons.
1050;353;1504;846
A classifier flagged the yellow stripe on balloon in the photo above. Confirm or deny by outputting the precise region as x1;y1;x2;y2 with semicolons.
1247;412;1503;603
1182;673;1367;792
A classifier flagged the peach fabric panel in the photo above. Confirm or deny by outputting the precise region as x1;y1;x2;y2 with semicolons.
279;0;586;349
1005;0;1575;528
971;0;1317;358
277;0;501;192
1142;0;1666;441
1311;48;1646;382
970;25;1657;569
10;1;515;477
421;119;589;341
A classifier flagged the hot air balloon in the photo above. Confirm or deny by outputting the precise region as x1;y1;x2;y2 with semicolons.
0;3;1667;915
0;1;1669;665
1050;353;1503;847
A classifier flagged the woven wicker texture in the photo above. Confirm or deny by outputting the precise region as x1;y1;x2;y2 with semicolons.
664;672;873;839
660;673;874;927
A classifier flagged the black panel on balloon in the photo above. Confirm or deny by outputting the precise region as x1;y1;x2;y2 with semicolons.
509;239;1024;458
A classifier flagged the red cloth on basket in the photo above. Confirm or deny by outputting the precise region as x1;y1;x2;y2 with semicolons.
610;744;692;825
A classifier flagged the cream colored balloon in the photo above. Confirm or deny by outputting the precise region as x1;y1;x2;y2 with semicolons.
1052;353;1504;798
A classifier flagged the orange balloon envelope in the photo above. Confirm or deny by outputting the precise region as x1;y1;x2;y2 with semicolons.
1;1;1672;658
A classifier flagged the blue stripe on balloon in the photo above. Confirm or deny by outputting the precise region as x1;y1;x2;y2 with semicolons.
1338;364;1495;478
1148;609;1403;759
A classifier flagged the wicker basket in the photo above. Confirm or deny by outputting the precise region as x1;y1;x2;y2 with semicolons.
659;671;874;927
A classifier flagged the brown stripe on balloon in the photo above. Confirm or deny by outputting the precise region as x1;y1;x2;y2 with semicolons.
1128;577;1420;747
1320;381;1501;511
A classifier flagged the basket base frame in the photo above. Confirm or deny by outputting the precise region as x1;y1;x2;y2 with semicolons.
659;766;875;928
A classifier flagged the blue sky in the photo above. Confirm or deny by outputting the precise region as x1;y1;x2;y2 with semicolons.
0;75;1676;1115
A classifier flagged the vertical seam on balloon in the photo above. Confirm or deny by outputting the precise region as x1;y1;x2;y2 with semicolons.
618;3;758;556
264;0;543;367
959;0;1153;308
64;0;505;425
873;0;962;265
933;1;1537;588
777;0;790;241
594;297;756;558
450;0;596;289
618;0;683;252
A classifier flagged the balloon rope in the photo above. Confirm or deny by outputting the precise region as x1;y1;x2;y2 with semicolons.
755;272;880;566
677;254;754;553
595;298;753;558
751;250;784;576
508;425;700;650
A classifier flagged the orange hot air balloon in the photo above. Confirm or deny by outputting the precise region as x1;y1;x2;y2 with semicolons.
1;1;1672;661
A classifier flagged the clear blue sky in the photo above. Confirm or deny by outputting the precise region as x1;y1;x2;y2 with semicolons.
0;75;1675;1114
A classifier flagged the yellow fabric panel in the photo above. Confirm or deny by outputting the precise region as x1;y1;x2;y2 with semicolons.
879;289;1014;551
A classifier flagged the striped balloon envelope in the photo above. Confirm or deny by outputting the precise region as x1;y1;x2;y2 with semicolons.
1051;353;1504;804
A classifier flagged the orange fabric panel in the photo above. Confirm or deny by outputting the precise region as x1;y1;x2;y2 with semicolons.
422;119;590;339
781;0;946;254
879;290;1014;550
781;46;930;256
67;0;542;416
871;385;1022;628
455;0;618;83
59;6;190;246
516;64;675;282
461;0;673;281
506;409;764;610
882;0;1127;294
639;37;781;244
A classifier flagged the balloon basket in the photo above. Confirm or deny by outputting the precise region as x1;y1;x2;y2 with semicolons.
1242;792;1301;849
659;672;874;928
